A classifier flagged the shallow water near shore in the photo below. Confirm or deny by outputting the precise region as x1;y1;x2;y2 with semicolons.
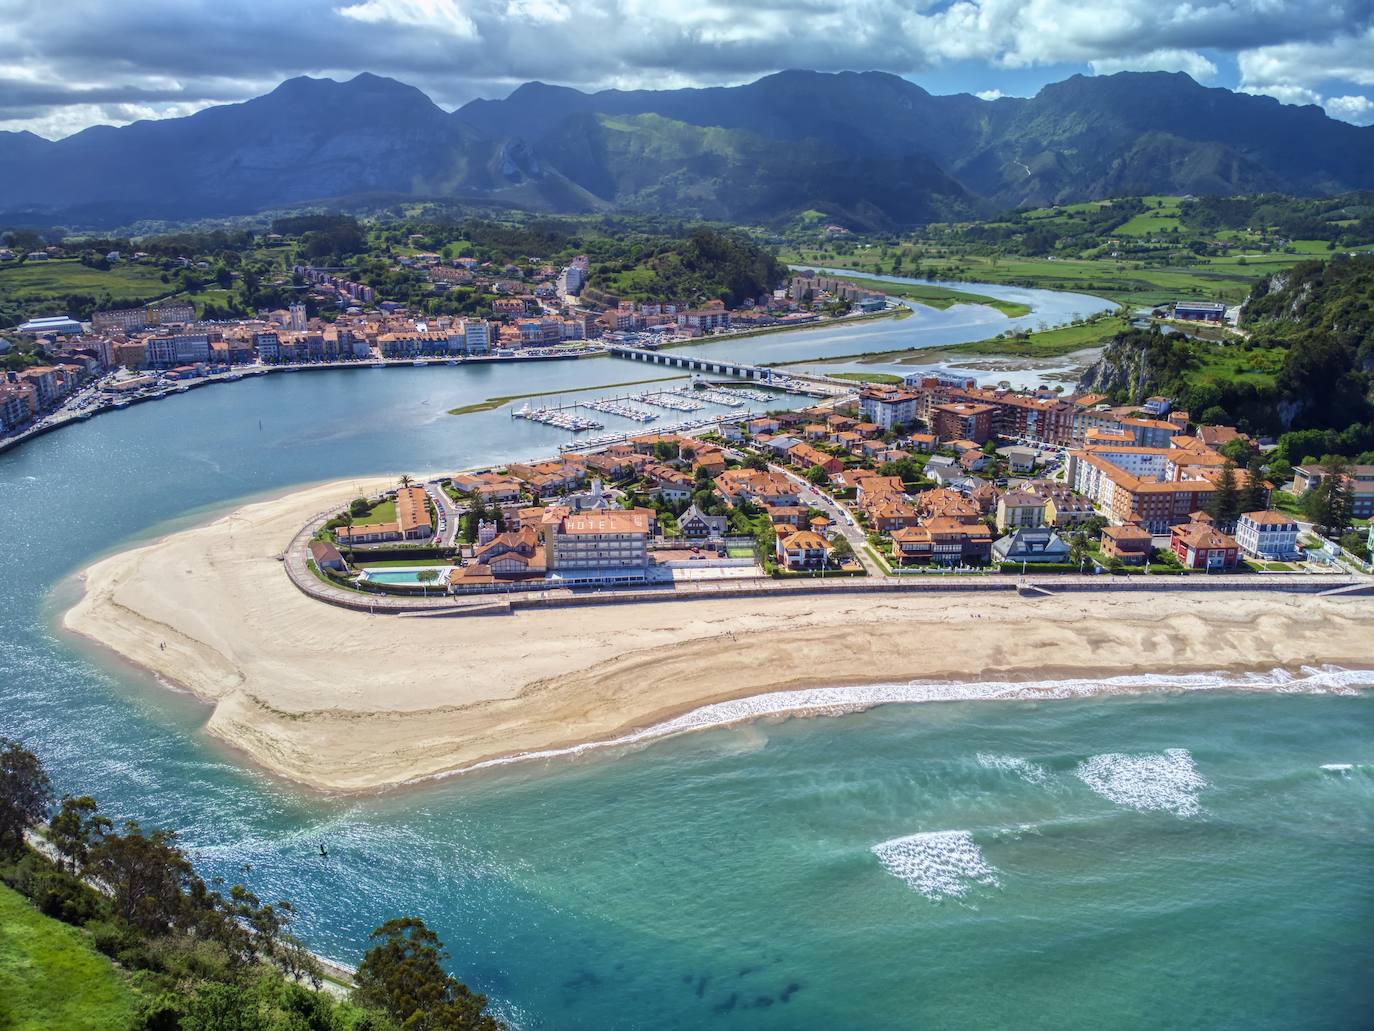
2;280;1372;1028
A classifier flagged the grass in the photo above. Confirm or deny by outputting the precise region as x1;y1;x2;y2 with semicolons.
354;499;397;523
0;258;176;321
831;274;1032;317
1114;197;1185;237
1271;490;1305;518
170;285;238;316
782;243;1316;308
446;374;682;416
806;313;1131;367
1187;342;1284;389
0;882;139;1030
829;371;905;385
942;315;1133;358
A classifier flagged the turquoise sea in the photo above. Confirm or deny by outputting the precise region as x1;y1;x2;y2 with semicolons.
2;283;1371;1028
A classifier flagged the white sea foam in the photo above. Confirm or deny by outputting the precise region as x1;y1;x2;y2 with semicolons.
405;665;1374;785
1075;748;1207;817
870;830;1000;900
976;753;1049;783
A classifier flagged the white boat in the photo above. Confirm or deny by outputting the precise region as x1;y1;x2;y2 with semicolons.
412;359;427;366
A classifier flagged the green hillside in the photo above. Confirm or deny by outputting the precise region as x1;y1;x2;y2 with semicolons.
0;882;137;1030
586;226;783;306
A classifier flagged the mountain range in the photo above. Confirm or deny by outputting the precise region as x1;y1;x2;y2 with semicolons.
4;69;1373;230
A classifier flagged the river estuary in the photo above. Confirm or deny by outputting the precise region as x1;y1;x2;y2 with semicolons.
2;278;1370;1029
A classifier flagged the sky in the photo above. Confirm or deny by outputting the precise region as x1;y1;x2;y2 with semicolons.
2;0;1372;139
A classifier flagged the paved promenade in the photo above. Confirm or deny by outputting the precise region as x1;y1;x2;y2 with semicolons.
283;507;1374;616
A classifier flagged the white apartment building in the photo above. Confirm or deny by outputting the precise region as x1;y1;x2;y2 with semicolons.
1234;511;1300;560
859;388;919;431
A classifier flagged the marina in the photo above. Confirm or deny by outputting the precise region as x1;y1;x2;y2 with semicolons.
581;397;659;422
512;403;604;432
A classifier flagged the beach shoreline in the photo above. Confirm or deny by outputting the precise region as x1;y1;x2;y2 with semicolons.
60;478;1374;793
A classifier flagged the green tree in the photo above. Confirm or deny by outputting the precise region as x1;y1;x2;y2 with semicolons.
804;464;829;485
1207;459;1242;528
0;737;51;854
1340;530;1371;562
49;794;110;875
1302;456;1354;536
1237;455;1267;514
88;821;198;935
1068;531;1091;569
356;917;503;1031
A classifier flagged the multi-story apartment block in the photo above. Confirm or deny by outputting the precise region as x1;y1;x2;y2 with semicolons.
858;387;920;431
145;333;210;368
1068;445;1217;533
545;508;653;572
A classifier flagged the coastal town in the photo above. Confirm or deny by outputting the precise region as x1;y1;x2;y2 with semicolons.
0;238;889;448
6;235;1370;601
291;368;1374;609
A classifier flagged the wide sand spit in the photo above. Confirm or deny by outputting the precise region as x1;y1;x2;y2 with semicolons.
62;478;1374;792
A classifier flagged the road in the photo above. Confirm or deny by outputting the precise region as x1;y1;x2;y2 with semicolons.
770;463;884;576
426;480;462;548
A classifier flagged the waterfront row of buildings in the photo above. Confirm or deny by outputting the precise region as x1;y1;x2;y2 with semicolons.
859;380;1184;449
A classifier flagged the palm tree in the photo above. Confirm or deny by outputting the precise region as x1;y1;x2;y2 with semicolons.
399;474;413;489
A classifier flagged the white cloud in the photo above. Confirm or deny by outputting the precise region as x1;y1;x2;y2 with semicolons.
0;100;218;139
1238;82;1324;106
336;0;476;37
1238;28;1374;91
0;0;1372;136
1324;94;1374;125
504;0;571;23
1090;48;1218;80
975;88;1004;100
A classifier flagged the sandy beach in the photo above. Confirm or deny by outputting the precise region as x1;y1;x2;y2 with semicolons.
61;478;1374;792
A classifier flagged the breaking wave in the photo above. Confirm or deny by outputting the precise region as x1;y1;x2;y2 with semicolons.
976;753;1049;783
409;665;1373;785
1075;748;1207;817
870;830;1000;900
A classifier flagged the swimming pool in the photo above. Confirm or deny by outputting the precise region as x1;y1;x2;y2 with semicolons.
357;566;450;586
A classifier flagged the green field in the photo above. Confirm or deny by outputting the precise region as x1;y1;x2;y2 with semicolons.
942;315;1134;358
0;882;138;1030
832;274;1032;317
783;218;1328;308
0;258;171;310
1188;342;1285;389
813;314;1132;366
1114;196;1185;236
173;285;239;316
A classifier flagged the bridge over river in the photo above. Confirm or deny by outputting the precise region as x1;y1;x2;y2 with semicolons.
606;344;852;396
